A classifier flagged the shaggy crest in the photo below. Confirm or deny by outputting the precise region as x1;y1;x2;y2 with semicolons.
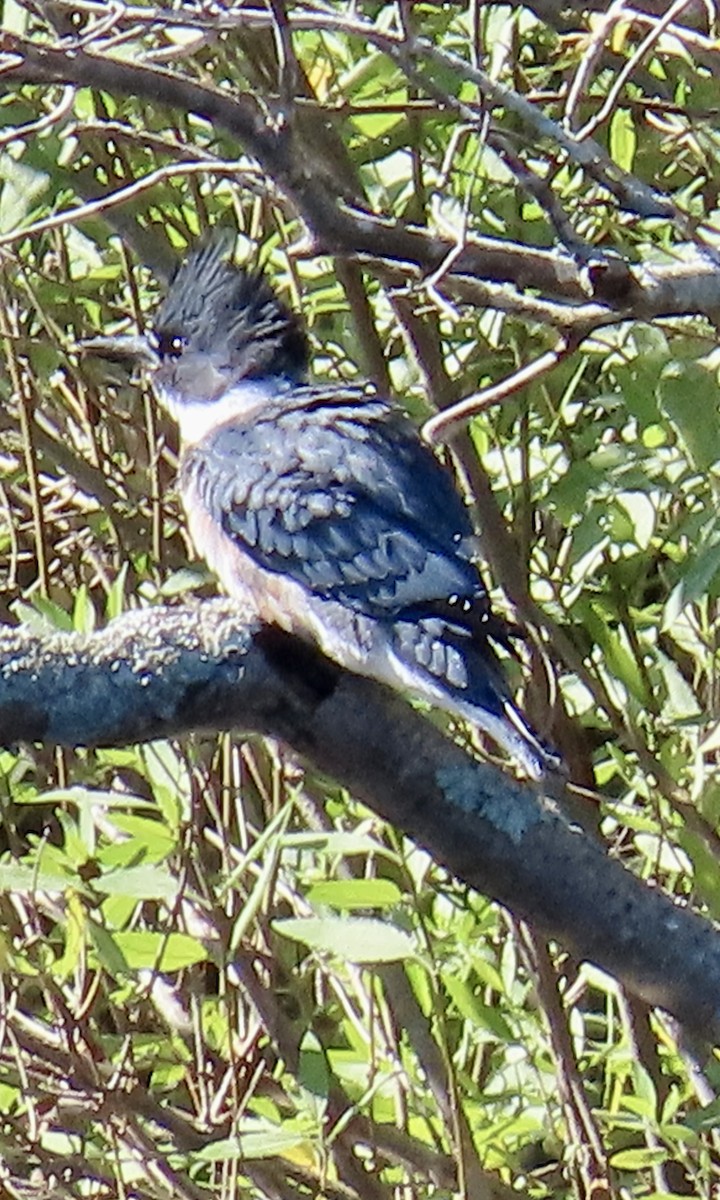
153;237;309;381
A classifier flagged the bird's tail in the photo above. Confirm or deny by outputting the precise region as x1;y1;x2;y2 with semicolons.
391;613;559;780
489;695;559;781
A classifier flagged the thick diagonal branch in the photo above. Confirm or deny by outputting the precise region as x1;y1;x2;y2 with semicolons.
1;599;719;1044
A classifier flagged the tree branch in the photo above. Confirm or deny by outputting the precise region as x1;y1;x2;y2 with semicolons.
2;600;719;1045
5;34;720;330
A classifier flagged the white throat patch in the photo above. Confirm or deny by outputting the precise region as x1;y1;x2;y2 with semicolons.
155;378;280;446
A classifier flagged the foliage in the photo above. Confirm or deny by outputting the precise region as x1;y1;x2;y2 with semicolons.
1;1;720;1197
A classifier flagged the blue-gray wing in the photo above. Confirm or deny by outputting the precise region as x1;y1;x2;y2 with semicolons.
180;386;559;778
182;388;492;625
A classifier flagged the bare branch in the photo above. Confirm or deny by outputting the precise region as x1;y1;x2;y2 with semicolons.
422;338;574;445
1;600;720;1045
4;32;720;339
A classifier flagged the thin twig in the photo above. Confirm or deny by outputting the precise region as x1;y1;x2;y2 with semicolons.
422;338;572;444
487;130;596;262
575;0;694;141
0;85;75;148
564;0;628;131
268;0;299;124
0;158;256;248
516;924;610;1195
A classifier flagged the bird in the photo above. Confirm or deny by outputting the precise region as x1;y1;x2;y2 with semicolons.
145;237;557;779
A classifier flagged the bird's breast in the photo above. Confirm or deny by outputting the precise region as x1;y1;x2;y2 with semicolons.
178;462;501;725
179;470;378;661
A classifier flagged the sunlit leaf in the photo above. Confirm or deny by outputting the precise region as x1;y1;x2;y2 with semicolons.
658;362;720;472
306;879;402;910
198;1121;313;1162
274;916;416;963
609;108;637;172
109;932;209;972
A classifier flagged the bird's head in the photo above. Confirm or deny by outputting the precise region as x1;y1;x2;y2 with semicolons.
80;238;309;420
153;238;307;403
151;238;309;408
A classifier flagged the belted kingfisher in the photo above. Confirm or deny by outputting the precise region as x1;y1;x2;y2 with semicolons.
142;239;555;779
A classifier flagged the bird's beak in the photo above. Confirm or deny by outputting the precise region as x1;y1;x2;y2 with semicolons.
76;333;159;371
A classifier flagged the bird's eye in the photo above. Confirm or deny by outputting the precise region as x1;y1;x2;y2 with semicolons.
154;329;186;360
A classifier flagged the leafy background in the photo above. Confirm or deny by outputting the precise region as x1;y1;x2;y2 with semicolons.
1;1;720;1197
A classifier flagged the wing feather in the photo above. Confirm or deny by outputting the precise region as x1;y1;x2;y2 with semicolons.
182;386;485;622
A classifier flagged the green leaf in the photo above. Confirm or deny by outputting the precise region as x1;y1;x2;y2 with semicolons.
610;1146;668;1169
107;814;177;861
158;567;208;597
0;153;48;232
139;742;192;828
633;833;690;875
72;585;96;634
273;916;416;963
0;861;74;894
109;932;208;971
281;831;388;856
105;563;128;621
88;921;131;976
658;362;720;471
298;1031;330;1099
663;524;720;626
96;865;179;901
548;460;603;523
306;879;402;910
198;1120;312;1162
350;107;404;140
51;891;86;981
12;597;73;633
609;108;637;171
442;974;513;1040
583;603;651;706
677;829;720;920
35;786;158;812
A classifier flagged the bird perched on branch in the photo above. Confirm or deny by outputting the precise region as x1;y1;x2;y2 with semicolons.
144;238;556;779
